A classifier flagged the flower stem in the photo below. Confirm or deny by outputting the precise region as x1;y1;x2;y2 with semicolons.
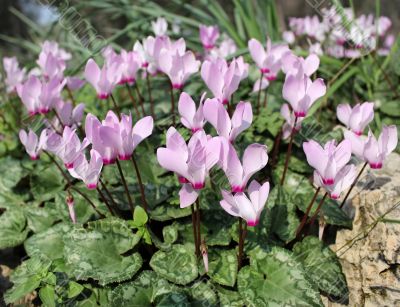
191;205;199;258
263;87;268;109
66;87;76;106
135;83;146;116
125;84;141;118
99;178;118;210
238;218;247;269
131;154;148;213
308;192;328;228
280;117;299;185
339;162;368;209
271;128;283;169
110;94;121;119
115;159;134;214
256;71;262;115
296;187;321;237
169;82;176;126
96;187;115;216
195;198;201;257
43;150;105;217
146;74;155;118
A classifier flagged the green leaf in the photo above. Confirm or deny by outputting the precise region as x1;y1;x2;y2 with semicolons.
87;217;141;253
133;205;149;227
0;157;24;191
150;244;198;285
163;224;178;244
217;286;245;307
321;198;352;228
207;249;238;287
150;203;192;221
238;247;322;306
380;100;400;117
39;285;56;307
4;256;52;304
189;281;218;306
68;281;84;299
0;208;28;249
25;223;72;260
293;236;348;298
30;165;64;201
63;228;143;286
25;203;59;233
110;270;183;306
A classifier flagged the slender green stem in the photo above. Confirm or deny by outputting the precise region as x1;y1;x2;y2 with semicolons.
66;87;76;106
256;71;262;114
296;187;321;237
145;74;155;118
262;87;268;109
195;198;201;257
131;154;148;213
125;84;141;118
280;117;298;185
110;94;121;119
135;83;146;116
169;82;176;126
340;162;368;208
271;128;283;169
191;205;199;257
115;159;134;214
99;178;118;209
96;187;115;216
238;218;247;269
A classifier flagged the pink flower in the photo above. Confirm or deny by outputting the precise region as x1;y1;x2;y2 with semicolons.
19;129;48;160
39;41;71;62
158;49;200;89
282;31;295;44
201;58;243;104
220;180;270;226
209;37;237;59
221;143;268;193
66;77;85;91
118;50;142;85
84;58;121;99
248;37;290;79
55;100;85;127
157;128;222;207
282;73;326;117
314;165;356;199
99;112;154;160
203;98;253;143
37;52;66;80
3;57;26;93
178;92;206;133
134;36;156;69
280;103;303;140
16;75;65;115
199;25;220;50
282;52;320;77
252;77;269;93
363;125;397;169
337;102;374;136
68;149;103;189
152;17;168;37
303;139;352;185
47;126;89;169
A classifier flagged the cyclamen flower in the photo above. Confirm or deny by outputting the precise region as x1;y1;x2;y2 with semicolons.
178;92;206;133
98;111;154;160
157;128;222;207
39;41;71;62
3;57;26;93
222;143;268;193
19;129;48;160
158;49;200;89
201;58;243;104
55;100;85;127
47;126;89;169
313;165;356;199
203;98;253;143
84;58;121;99
282;73;326;117
37;52;66;80
280;104;303;140
118;50;142;85
337;102;374;136
220;180;270;226
248;38;290;80
68;149;103;190
152;17;168;37
345;126;398;169
282;52;320;77
199;25;220;50
209;37;237;59
17;75;65;115
134;36;156;69
66;77;85;91
303;139;352;185
282;31;295;44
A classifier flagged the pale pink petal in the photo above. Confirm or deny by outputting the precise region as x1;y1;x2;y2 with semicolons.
179;184;199;208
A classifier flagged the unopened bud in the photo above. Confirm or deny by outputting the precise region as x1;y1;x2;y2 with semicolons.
201;239;208;273
66;194;76;224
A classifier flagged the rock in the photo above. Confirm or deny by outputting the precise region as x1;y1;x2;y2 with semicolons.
324;153;400;306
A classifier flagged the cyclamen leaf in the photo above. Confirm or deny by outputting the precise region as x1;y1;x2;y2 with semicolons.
63;228;143;286
150;244;198;285
0;208;28;249
189;281;218;306
207;249;238;287
293;236;348;299
238;247;323;306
